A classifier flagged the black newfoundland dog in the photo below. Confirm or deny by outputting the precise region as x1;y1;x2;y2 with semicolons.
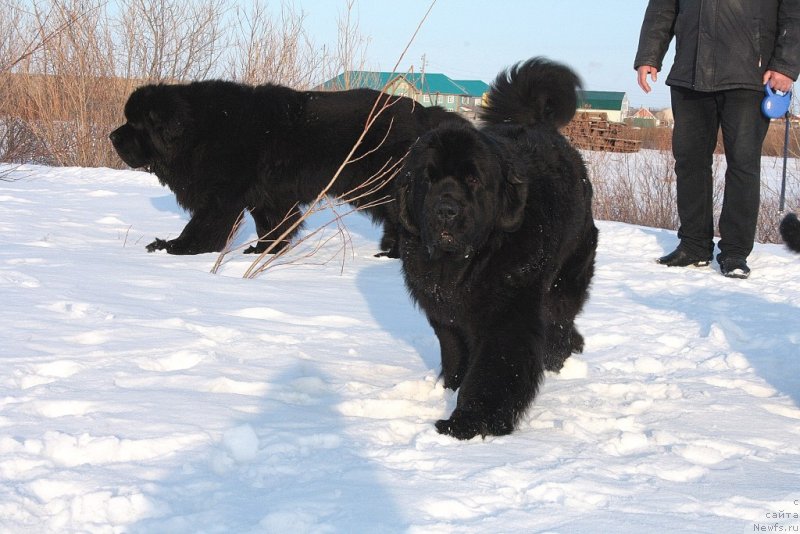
109;80;465;256
780;213;800;253
397;58;598;440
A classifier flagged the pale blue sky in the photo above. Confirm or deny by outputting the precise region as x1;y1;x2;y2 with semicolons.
294;0;675;109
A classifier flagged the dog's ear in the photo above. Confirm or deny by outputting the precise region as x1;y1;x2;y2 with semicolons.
498;172;528;232
397;177;419;235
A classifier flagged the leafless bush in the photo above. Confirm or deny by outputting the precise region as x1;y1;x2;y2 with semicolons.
116;0;227;82
0;0;375;167
763;121;800;158
4;0;125;166
0;118;48;163
227;1;317;87
593;99;799;244
630;126;673;152
587;145;799;244
589;149;684;231
759;153;800;243
327;0;371;85
0;0;52;164
0;0;29;73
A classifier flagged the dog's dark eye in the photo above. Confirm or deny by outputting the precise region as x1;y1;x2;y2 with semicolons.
466;175;480;186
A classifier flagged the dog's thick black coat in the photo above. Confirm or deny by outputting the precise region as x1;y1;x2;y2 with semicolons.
780;212;800;253
397;58;598;440
109;80;465;256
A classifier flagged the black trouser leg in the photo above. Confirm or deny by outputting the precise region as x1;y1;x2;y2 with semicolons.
717;89;770;260
670;87;718;259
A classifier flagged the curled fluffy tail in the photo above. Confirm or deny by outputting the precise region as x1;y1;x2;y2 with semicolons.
780;212;800;253
479;57;581;129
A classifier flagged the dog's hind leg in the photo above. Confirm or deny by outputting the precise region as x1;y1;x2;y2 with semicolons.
245;202;304;254
543;224;597;370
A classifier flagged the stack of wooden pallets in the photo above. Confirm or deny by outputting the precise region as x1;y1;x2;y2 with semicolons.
562;111;642;153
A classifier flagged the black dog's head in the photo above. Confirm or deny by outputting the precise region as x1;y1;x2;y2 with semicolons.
399;124;528;260
109;84;190;169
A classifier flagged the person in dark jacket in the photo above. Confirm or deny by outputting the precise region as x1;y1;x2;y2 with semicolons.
634;0;799;278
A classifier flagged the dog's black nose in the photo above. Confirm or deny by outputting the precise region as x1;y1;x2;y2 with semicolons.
435;198;460;222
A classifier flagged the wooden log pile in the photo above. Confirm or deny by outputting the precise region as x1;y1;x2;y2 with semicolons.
562;111;642;153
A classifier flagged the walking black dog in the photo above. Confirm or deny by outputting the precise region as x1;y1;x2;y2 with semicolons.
397;58;598;439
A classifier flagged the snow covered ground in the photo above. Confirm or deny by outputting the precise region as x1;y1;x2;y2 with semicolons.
1;159;799;533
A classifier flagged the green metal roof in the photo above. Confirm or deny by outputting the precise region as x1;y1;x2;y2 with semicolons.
452;79;490;97
577;90;626;111
319;75;623;110
319;71;487;96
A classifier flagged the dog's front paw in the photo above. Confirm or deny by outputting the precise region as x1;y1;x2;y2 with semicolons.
243;240;289;255
146;238;170;253
145;238;202;255
374;247;400;259
435;408;514;440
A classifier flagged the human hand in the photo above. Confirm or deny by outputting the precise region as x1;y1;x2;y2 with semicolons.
763;70;794;93
637;65;658;93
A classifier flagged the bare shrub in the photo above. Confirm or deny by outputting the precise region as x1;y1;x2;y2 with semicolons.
629;125;672;151
759;150;800;243
226;1;318;87
0;0;379;168
588;144;799;244
763;119;800;158
8;0;123;167
0;0;58;164
589;149;683;231
0;0;29;73
596;100;799;244
0;118;48;164
327;0;372;86
628;118;798;158
116;0;228;82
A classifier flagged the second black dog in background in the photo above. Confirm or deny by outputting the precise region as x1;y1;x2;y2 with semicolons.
780;212;800;252
109;80;466;256
398;58;598;440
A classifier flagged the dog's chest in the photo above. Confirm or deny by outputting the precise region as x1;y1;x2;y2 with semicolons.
405;259;481;320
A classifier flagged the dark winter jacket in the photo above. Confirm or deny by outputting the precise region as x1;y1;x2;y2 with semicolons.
634;0;800;92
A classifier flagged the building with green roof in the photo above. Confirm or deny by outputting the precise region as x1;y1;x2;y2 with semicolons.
319;73;630;123
577;90;629;122
318;71;489;117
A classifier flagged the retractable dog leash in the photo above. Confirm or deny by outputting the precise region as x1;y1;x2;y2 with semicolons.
762;84;793;211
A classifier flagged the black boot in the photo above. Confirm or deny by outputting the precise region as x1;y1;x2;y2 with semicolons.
717;255;750;279
656;248;711;267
